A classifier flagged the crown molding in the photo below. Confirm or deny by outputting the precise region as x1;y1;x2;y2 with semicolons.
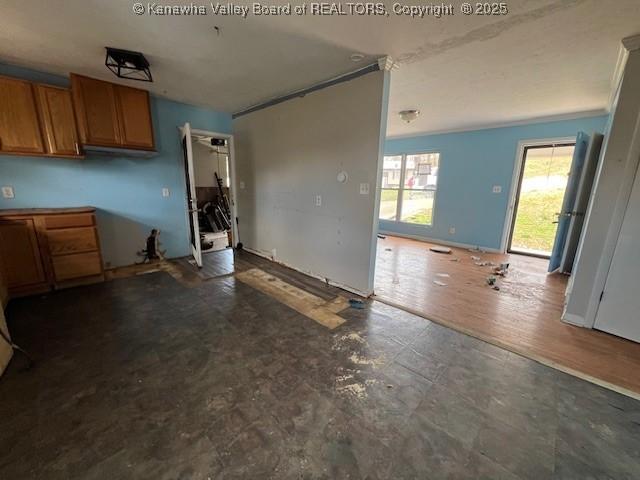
622;34;640;52
386;109;608;140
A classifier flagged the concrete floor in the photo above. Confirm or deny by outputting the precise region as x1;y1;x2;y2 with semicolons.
1;253;639;479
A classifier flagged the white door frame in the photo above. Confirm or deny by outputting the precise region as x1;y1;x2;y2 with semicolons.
500;136;577;253
177;127;240;252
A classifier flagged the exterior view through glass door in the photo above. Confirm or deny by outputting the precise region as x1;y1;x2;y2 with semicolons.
508;143;575;257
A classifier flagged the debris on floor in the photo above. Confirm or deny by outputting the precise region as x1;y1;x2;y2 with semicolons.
430;246;452;254
385;248;392;252
471;255;481;261
450;257;459;262
436;273;450;278
486;275;497;286
433;280;448;287
349;298;366;309
493;262;510;276
492;285;501;291
377;234;387;239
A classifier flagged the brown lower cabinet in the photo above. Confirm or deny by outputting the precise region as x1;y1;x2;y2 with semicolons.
0;207;104;298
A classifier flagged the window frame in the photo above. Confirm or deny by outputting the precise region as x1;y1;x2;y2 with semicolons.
380;151;440;226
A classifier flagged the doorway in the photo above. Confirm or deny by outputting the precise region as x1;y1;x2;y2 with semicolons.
507;142;575;257
180;124;238;272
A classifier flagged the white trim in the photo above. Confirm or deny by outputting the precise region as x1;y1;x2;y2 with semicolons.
562;312;586;327
386;110;607;140
622;33;640;52
500;136;577;253
588;111;640;329
177;127;240;250
244;247;372;298
608;45;628;112
379;230;502;253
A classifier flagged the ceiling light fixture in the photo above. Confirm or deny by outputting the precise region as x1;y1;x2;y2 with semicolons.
350;53;365;62
105;47;153;82
399;109;420;123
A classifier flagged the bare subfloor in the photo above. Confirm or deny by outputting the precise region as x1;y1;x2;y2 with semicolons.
1;251;639;479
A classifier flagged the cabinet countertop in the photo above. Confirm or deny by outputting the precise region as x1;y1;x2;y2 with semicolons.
0;207;96;217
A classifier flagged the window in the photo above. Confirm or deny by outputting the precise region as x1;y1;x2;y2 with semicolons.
379;152;440;225
380;155;402;220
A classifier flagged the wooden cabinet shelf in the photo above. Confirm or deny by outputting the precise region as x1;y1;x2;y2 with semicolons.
1;72;156;159
0;76;46;155
0;208;104;298
0;75;82;159
71;74;155;151
36;84;82;157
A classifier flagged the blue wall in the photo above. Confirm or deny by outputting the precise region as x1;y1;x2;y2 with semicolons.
382;116;609;250
0;63;232;267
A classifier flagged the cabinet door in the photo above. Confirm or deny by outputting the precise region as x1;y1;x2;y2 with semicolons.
0;76;45;154
71;74;121;146
115;85;155;149
36;85;81;157
0;219;46;289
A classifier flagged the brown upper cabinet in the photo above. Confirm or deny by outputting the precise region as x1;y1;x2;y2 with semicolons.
0;75;82;158
0;76;46;155
36;84;82;157
71;74;155;151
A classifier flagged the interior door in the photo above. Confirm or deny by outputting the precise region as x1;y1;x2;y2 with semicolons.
559;133;604;273
548;132;589;272
594;165;640;342
181;123;202;267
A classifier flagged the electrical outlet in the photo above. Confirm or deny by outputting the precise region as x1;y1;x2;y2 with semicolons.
449;227;456;235
359;183;370;195
162;187;170;197
492;185;502;193
315;195;322;206
2;186;14;199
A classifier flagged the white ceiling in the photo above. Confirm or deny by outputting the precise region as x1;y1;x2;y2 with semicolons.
1;0;638;137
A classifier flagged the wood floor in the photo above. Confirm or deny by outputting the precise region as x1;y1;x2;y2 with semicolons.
374;235;640;398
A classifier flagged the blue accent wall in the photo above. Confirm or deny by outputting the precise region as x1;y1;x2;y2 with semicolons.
382;116;609;250
0;63;232;267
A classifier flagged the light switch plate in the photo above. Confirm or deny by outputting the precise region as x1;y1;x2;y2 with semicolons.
492;185;502;193
162;187;170;197
315;195;322;206
2;186;14;199
240;181;246;189
359;183;370;195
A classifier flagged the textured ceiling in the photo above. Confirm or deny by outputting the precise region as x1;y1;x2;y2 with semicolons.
1;0;638;136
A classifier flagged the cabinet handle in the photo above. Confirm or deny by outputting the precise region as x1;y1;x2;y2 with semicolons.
74;142;80;155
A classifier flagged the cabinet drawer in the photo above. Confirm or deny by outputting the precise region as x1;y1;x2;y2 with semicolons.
52;251;102;281
47;227;97;255
45;213;94;229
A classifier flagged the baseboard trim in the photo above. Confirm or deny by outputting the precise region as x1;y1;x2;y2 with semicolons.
243;247;371;298
562;312;589;328
378;231;502;253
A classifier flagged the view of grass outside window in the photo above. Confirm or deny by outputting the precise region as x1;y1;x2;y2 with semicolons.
379;152;440;225
380;155;402;220
510;144;574;256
